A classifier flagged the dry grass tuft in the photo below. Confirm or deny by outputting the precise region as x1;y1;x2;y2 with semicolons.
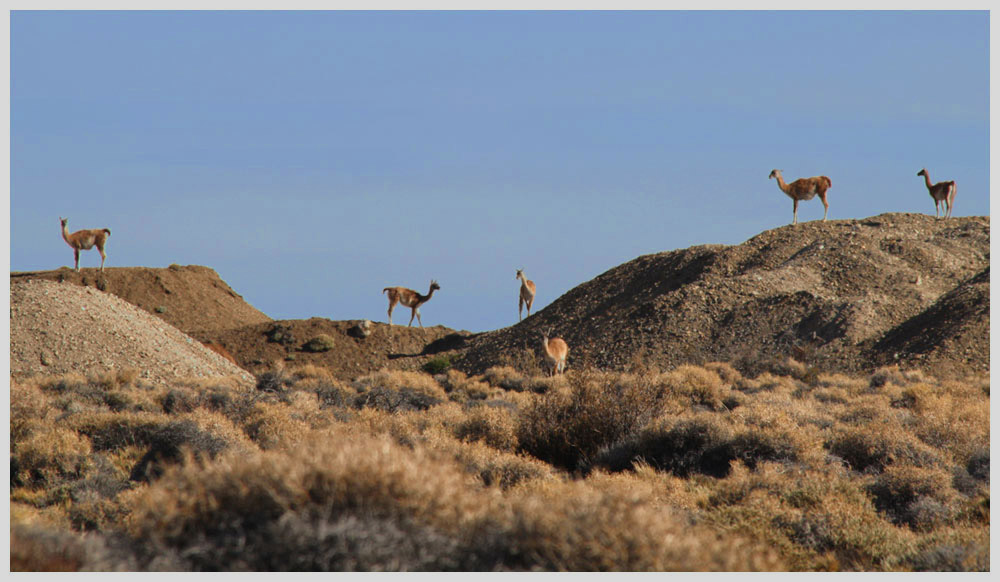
517;371;666;471
12;426;93;487
825;423;944;473
481;365;526;391
500;476;785;571
353;370;448;412
454;405;518;451
867;465;958;531
242;402;313;450
658;364;730;409
440;369;499;402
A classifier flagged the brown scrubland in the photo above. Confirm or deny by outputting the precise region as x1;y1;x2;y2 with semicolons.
10;213;989;571
10;360;989;571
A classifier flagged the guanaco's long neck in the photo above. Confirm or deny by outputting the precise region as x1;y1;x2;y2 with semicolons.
773;172;790;194
922;171;934;191
61;223;72;244
420;285;437;303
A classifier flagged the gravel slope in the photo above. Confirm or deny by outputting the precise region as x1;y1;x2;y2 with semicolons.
10;265;271;334
10;279;254;386
456;213;989;375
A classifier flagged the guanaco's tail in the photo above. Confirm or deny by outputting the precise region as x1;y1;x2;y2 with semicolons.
948;181;957;208
103;228;111;236
822;176;832;189
383;287;390;294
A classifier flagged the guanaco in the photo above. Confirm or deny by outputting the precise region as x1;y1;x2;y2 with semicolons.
917;168;957;219
60;217;111;272
768;169;832;225
516;268;536;322
541;328;569;376
382;280;440;327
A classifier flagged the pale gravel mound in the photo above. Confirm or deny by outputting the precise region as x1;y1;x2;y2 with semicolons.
10;279;254;386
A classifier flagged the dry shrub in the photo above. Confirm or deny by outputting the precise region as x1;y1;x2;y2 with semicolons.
825;423;945;474
707;462;916;571
770;357;812;382
499;477;784;571
353;370;448;412
869;365;914;390
517;371;666;471
175;375;253;394
159;385;202;414
814;372;868;394
440;369;498;402
730;426;820;470
441;438;559;489
703;361;743;385
63;411;172;452
10;502;71;531
302;334;337;353
867;465;958;531
592;414;735;477
242;402;312;450
176;408;255;450
284;390;330;428
812;386;850;405
33;373;110;412
126;431;494;570
11;381;54;443
129;419;239;482
521;374;570;394
497;346;544;377
454;405;518;451
289;363;335;382
481;365;527;391
909;391;989;464
349;404;473;452
94;368;142;390
13;426;93;487
734;372;800;396
904;527;990;571
10;524;141;572
355;370;445;396
292;377;357;410
68;491;129;532
659;364;728;409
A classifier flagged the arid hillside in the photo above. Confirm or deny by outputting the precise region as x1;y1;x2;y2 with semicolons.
193;319;471;378
457;213;989;376
11;265;271;334
10;213;989;381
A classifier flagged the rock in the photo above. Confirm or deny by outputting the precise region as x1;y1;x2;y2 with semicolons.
349;320;373;339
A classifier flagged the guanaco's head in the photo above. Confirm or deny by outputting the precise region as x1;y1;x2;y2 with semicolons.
516;268;524;279
768;169;782;180
917;169;927;177
60;217;68;228
430;280;440;292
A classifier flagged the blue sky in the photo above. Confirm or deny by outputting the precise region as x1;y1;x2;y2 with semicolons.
10;10;990;332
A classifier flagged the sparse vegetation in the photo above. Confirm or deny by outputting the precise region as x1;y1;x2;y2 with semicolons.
422;354;453;374
302;334;337;353
10;362;988;571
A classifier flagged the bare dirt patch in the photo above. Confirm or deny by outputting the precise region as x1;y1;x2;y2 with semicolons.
194;319;472;379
